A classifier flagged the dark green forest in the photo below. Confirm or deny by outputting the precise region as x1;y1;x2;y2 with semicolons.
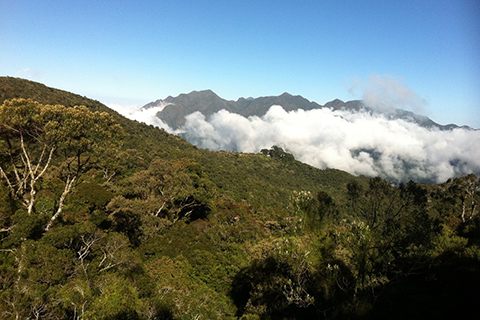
0;77;479;319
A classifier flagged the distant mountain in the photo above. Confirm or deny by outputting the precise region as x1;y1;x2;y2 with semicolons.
143;90;321;129
323;99;472;130
143;91;471;131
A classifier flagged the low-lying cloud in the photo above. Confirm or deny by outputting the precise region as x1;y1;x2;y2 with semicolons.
111;102;174;132
119;80;479;183
177;106;479;183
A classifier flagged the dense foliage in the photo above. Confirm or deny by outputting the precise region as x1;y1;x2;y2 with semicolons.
0;78;479;319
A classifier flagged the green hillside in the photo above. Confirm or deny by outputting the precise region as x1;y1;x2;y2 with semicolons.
0;77;362;212
0;77;479;319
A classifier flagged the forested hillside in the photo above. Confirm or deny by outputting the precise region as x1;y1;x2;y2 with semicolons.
0;77;479;319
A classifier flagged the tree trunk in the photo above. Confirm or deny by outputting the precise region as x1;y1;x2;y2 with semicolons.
45;176;76;231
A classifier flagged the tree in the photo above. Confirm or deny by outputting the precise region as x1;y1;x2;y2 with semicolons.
346;180;362;212
119;158;214;223
0;99;51;215
0;99;123;231
43;103;123;230
231;237;317;318
291;190;338;232
344;178;440;277
445;174;478;223
261;145;295;162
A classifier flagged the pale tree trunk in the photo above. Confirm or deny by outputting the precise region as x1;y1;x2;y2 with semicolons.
22;137;55;214
45;176;76;231
0;132;55;214
472;202;478;220
0;166;16;199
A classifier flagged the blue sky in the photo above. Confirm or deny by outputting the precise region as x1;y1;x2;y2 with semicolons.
1;0;479;127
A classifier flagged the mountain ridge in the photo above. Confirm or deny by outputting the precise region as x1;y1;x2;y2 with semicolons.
143;90;472;131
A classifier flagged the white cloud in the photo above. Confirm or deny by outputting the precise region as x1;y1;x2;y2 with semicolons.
15;67;43;80
351;74;428;114
106;103;139;117
107;103;174;132
179;106;480;183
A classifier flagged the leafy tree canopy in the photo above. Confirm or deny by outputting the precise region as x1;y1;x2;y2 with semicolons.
0;98;123;230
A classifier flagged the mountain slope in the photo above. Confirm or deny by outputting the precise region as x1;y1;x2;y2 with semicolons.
0;76;113;114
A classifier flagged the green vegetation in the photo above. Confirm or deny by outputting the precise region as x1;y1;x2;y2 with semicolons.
0;78;479;319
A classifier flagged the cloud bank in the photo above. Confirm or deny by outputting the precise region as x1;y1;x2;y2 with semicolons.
177;107;479;183
116;75;479;183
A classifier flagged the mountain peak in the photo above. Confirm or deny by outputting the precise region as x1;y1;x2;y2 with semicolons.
178;89;219;99
323;99;347;109
190;89;216;95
